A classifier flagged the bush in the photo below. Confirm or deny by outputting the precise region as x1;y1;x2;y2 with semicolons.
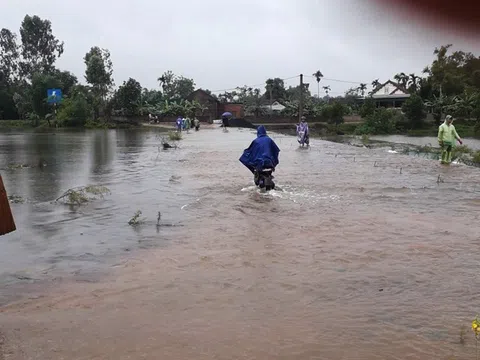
472;151;480;164
319;102;346;128
359;97;376;118
57;94;92;127
355;108;396;135
168;131;182;141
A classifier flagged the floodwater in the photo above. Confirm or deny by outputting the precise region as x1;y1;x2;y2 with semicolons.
372;135;480;150
1;128;480;359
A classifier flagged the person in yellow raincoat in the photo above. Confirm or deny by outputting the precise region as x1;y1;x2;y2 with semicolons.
438;115;463;164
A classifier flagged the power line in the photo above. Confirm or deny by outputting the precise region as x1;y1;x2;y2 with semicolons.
210;74;300;93
208;73;366;94
305;75;365;85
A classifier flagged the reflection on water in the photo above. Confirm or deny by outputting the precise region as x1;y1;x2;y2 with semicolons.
0;129;190;290
1;128;480;359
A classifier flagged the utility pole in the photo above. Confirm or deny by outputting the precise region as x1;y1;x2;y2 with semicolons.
299;74;304;123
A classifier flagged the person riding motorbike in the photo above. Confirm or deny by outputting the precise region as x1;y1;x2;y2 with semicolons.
239;125;280;190
297;116;309;146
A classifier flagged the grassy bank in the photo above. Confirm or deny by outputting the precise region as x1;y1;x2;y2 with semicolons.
267;121;479;139
406;124;477;138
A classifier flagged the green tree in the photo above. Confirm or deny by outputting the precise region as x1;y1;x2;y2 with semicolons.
0;28;20;85
111;78;142;116
424;94;449;126
322;101;345;129
218;91;235;103
57;92;92;127
357;108;396;135
84;46;114;118
402;94;426;129
371;79;381;91
358;83;367;97
322;85;331;96
0;28;21;119
245;88;266;119
394;72;409;89
157;71;195;101
286;84;311;102
359;97;376;118
19;15;64;78
265;78;286;101
30;72;62;121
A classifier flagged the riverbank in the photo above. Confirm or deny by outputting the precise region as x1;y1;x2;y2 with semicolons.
0;120;218;131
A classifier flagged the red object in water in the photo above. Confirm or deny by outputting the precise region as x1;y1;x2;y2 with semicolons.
0;174;16;236
373;0;480;33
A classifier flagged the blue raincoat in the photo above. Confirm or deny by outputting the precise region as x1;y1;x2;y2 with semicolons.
239;125;280;174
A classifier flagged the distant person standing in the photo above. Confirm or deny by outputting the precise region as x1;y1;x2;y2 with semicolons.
194;118;200;131
297;116;310;147
438;115;463;165
176;116;182;132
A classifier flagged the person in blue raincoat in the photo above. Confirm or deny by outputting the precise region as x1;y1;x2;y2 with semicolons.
176;116;182;132
239;125;280;174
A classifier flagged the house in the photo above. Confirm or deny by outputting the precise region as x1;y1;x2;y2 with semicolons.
262;99;286;113
186;89;245;121
222;103;244;118
186;89;220;122
370;80;410;108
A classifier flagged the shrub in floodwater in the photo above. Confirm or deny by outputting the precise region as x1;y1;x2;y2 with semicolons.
361;134;370;144
128;210;145;226
56;185;111;205
471;151;480;164
355;108;396;135
168;131;182;141
452;145;474;162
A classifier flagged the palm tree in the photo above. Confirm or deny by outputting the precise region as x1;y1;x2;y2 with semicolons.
157;75;166;90
371;79;381;91
408;73;421;93
358;83;367;97
394;72;409;89
322;85;331;96
313;70;324;99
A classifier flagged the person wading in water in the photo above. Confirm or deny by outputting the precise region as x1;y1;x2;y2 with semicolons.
438;115;463;165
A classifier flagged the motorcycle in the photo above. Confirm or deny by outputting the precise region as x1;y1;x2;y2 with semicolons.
254;168;275;191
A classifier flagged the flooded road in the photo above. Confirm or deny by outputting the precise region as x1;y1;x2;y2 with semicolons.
1;128;480;359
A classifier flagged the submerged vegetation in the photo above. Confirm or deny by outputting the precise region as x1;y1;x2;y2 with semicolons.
128;210;145;226
55;185;111;205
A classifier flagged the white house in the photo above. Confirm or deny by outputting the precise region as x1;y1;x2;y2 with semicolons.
262;100;285;112
370;80;410;108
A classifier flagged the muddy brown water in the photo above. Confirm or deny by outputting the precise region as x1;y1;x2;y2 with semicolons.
1;128;480;359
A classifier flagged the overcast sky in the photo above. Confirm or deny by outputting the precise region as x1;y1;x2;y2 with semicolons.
2;0;480;97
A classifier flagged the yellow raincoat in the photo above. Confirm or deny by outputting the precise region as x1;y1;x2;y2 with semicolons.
438;122;461;164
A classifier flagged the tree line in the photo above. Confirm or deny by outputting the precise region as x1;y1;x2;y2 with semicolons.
1;15;480;133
